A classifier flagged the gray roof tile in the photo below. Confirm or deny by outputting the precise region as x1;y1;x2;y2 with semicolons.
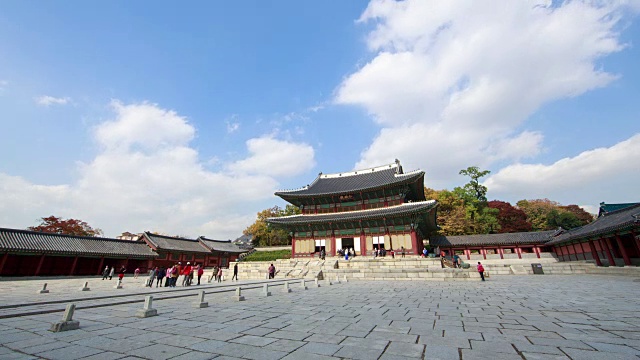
198;237;246;253
430;230;559;247
547;203;640;245
0;228;158;258
275;162;424;198
267;201;437;225
143;232;211;253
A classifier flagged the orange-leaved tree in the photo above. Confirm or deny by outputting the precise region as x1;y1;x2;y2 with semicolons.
28;216;104;237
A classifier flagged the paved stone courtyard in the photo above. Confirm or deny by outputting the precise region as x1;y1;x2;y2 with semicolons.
0;275;639;359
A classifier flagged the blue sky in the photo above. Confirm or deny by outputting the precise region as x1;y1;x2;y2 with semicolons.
1;1;639;239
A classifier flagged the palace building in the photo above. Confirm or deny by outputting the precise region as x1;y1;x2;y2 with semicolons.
267;160;438;258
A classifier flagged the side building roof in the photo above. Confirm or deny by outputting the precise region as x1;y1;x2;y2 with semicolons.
430;230;561;247
0;227;158;258
267;200;437;225
547;203;640;245
274;161;426;200
198;236;246;253
142;232;211;254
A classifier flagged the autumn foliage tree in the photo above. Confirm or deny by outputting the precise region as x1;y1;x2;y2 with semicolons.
28;216;103;237
487;200;532;233
243;205;301;247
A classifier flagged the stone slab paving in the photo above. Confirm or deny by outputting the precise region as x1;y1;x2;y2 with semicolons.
0;275;639;359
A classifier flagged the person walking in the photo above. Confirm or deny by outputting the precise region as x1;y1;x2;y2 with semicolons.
232;263;239;281
182;262;192;286
217;267;223;283
268;264;276;279
118;266;126;281
422;248;428;258
102;266;109;280
147;267;156;287
477;262;485;281
401;246;406;258
165;266;172;287
171;264;180;287
156;267;165;287
197;264;204;285
108;266;115;280
134;268;140;279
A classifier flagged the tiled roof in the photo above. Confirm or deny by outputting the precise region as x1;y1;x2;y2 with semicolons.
0;227;158;258
598;202;640;217
198;237;246;253
266;201;437;225
547;203;640;245
429;230;560;247
142;232;211;254
275;162;425;198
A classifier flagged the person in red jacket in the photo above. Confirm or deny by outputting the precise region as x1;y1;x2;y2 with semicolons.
196;264;204;285
477;262;485;281
182;262;193;286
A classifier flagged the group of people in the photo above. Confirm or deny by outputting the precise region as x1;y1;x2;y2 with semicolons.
337;248;356;260
101;266;126;281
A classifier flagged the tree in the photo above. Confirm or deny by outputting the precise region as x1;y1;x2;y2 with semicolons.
458;166;491;202
516;199;593;231
516;199;560;231
488;200;532;233
560;205;594;225
546;209;583;230
243;205;301;247
28;216;103;237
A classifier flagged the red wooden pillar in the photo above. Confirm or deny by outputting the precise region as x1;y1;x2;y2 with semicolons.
601;238;615;266
588;240;602;266
534;246;541;259
35;254;46;276
291;234;296;258
498;247;504;259
615;234;632;266
409;228;418;255
330;231;336;257
465;248;470;260
0;253;8;274
360;231;366;256
97;256;105;275
481;248;486;260
69;256;79;276
631;230;640;258
555;246;563;260
516;247;522;259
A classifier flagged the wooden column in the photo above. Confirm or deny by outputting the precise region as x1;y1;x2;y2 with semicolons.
97;256;104;275
481;248;486;260
465;248;470;260
291;236;297;258
360;231;366;257
534;246;540;259
601;238;615;266
0;253;8;274
330;230;336;257
631;230;640;258
69;256;79;276
615;234;631;266
555;246;563;261
409;229;418;255
498;247;504;259
588;240;602;266
35;254;46;276
516;247;522;259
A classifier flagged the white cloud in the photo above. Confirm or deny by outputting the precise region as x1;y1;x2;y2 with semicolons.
36;95;71;107
225;114;240;133
336;0;636;189
230;135;316;177
0;102;316;239
484;133;640;204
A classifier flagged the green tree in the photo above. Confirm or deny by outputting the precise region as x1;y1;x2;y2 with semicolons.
458;166;491;202
28;216;103;237
546;209;583;230
243;205;301;247
454;166;497;234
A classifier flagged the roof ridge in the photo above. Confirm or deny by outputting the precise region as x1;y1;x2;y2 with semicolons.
198;236;232;243
440;229;557;238
145;231;197;242
0;227;137;243
602;202;640;216
272;200;436;219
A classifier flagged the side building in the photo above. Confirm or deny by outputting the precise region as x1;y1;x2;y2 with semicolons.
267;160;438;258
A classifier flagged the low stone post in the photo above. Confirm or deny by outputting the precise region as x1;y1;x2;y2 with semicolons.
300;279;307;290
235;287;245;301
136;296;158;318
263;284;271;297
49;303;79;332
343;275;348;283
114;279;123;289
314;278;320;288
283;281;291;293
193;290;208;308
38;283;49;294
80;282;90;291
